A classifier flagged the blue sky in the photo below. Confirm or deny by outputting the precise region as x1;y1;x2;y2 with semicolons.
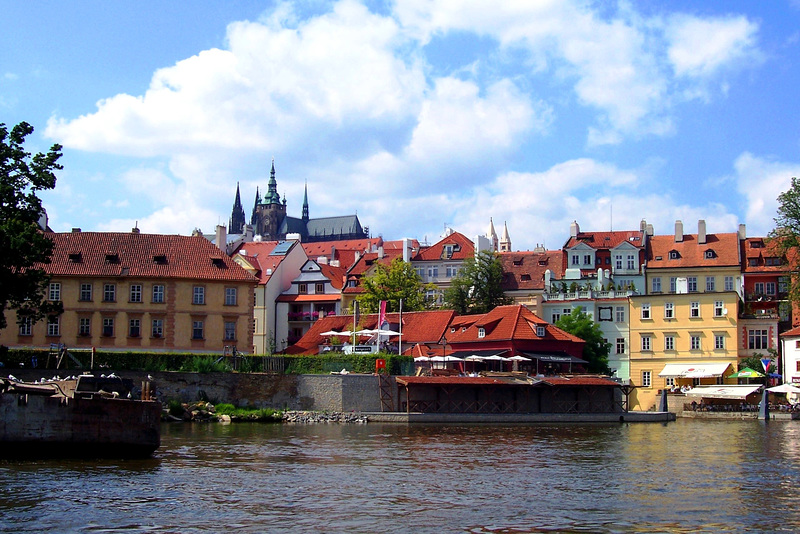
3;0;800;250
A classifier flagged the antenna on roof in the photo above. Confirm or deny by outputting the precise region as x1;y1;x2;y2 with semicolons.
610;203;613;232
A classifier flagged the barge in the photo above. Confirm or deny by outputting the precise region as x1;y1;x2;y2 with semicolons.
0;374;161;458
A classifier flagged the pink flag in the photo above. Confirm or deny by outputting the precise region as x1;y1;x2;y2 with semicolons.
379;300;387;329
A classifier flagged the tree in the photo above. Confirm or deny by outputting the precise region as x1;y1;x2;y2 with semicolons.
443;250;511;314
0;121;63;331
555;306;611;374
357;257;434;313
771;176;800;305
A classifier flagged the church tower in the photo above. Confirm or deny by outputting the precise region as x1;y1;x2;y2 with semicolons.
253;159;287;239
499;221;511;252
228;182;246;234
487;217;499;252
302;182;309;222
250;187;260;226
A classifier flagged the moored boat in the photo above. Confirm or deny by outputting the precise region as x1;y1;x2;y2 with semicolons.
0;374;161;458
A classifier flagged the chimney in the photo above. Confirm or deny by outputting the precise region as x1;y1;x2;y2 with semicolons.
738;224;746;240
570;220;580;237
131;227;140;234
698;220;706;245
640;219;647;233
378;245;384;259
646;223;654;236
674;220;683;243
215;224;227;251
403;238;413;262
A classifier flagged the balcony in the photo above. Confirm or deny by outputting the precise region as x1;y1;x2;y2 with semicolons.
544;289;635;302
288;311;320;321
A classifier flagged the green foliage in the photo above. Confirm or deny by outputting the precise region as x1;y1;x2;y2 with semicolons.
167;399;184;417
443;250;511;314
0;121;64;331
283;353;413;375
770;176;800;306
357;256;434;313
555;306;611;374
740;349;779;375
214;403;282;421
179;356;231;373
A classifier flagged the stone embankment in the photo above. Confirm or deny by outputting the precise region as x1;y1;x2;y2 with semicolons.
162;401;368;424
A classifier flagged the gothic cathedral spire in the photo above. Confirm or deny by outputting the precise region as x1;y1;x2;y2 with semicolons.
302;181;309;222
265;158;280;205
251;186;261;226
228;182;246;234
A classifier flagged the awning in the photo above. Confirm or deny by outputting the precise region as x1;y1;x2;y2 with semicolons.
684;385;762;400
449;350;509;359
658;362;731;378
523;352;588;364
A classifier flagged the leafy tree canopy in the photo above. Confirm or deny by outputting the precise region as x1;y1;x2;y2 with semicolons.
0;121;63;330
771;176;800;305
555;306;611;374
442;250;511;315
356;257;434;313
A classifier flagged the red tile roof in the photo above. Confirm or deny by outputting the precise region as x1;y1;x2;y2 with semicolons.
564;230;645;251
647;232;740;269
284;309;455;354
233;241;298;284
42;231;257;282
447;305;583;344
499;250;563;290
413;231;474;261
741;237;790;273
318;262;347;290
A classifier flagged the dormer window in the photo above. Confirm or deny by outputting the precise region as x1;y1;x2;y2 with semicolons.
211;257;225;268
521;274;531;281
513;259;523;266
536;326;546;337
668;250;680;260
153;254;167;264
478;327;485;338
704;250;716;259
68;252;82;263
105;253;119;264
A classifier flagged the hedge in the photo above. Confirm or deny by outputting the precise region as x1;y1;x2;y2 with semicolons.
0;347;414;375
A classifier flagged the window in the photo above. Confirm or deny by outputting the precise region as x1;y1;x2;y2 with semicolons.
669;250;680;259
152;285;165;303
670;277;677;293
754;282;765;294
192;320;204;340
642;371;651;388
536;326;546;337
152;319;164;338
298;283;307;294
48;282;61;301
103;283;116;302
725;276;735;292
47;316;60;336
571;255;580;266
79;318;91;336
705;250;716;259
714;335;725;350
627;254;635;270
690;301;700;318
431;267;439;277
652;277;661;293
766;282;776;295
779;277;789;293
551;311;562;323
225;287;237;306
641;335;651;351
130;284;142;303
315;283;324;294
705;276;715;292
616;338;625;354
664;335;675;351
80;283;92;301
664;302;674;319
598;307;612;321
129;319;140;337
583;254;592;266
687;277;697;292
714;301;725;317
224;321;236;341
691;335;701;350
615;254;623;269
102;318;114;337
19;317;32;336
615;306;625;322
193;286;205;305
748;329;768;350
666;377;675;387
641;303;651;319
478;327;485;338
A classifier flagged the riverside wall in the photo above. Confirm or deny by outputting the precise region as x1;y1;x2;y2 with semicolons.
7;370;390;412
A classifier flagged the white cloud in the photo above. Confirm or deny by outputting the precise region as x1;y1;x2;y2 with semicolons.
666;15;761;78
734;152;800;236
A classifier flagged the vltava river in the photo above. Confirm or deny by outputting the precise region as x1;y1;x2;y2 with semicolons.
1;419;800;533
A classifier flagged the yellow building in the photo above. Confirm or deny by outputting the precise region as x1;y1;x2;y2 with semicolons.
0;230;257;354
629;220;743;410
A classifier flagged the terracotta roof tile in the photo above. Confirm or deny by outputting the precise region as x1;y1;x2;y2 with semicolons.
42;231;257;282
233;241;297;284
499;250;563;290
448;305;583;344
741;237;791;273
647;232;740;269
413;231;474;261
564;230;646;251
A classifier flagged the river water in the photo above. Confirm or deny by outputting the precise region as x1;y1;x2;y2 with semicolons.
2;419;800;533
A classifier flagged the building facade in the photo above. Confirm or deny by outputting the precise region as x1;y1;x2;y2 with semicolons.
1;230;257;353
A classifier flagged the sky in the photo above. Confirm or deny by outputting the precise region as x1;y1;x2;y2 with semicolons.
3;0;800;251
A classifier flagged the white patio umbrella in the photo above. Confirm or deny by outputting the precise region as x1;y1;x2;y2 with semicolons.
320;330;353;337
767;383;800;394
465;355;486;362
507;355;531;361
414;356;432;362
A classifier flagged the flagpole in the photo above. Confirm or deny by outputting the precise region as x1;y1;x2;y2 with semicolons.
399;298;403;355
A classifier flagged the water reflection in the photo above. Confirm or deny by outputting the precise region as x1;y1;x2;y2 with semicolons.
1;420;800;533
